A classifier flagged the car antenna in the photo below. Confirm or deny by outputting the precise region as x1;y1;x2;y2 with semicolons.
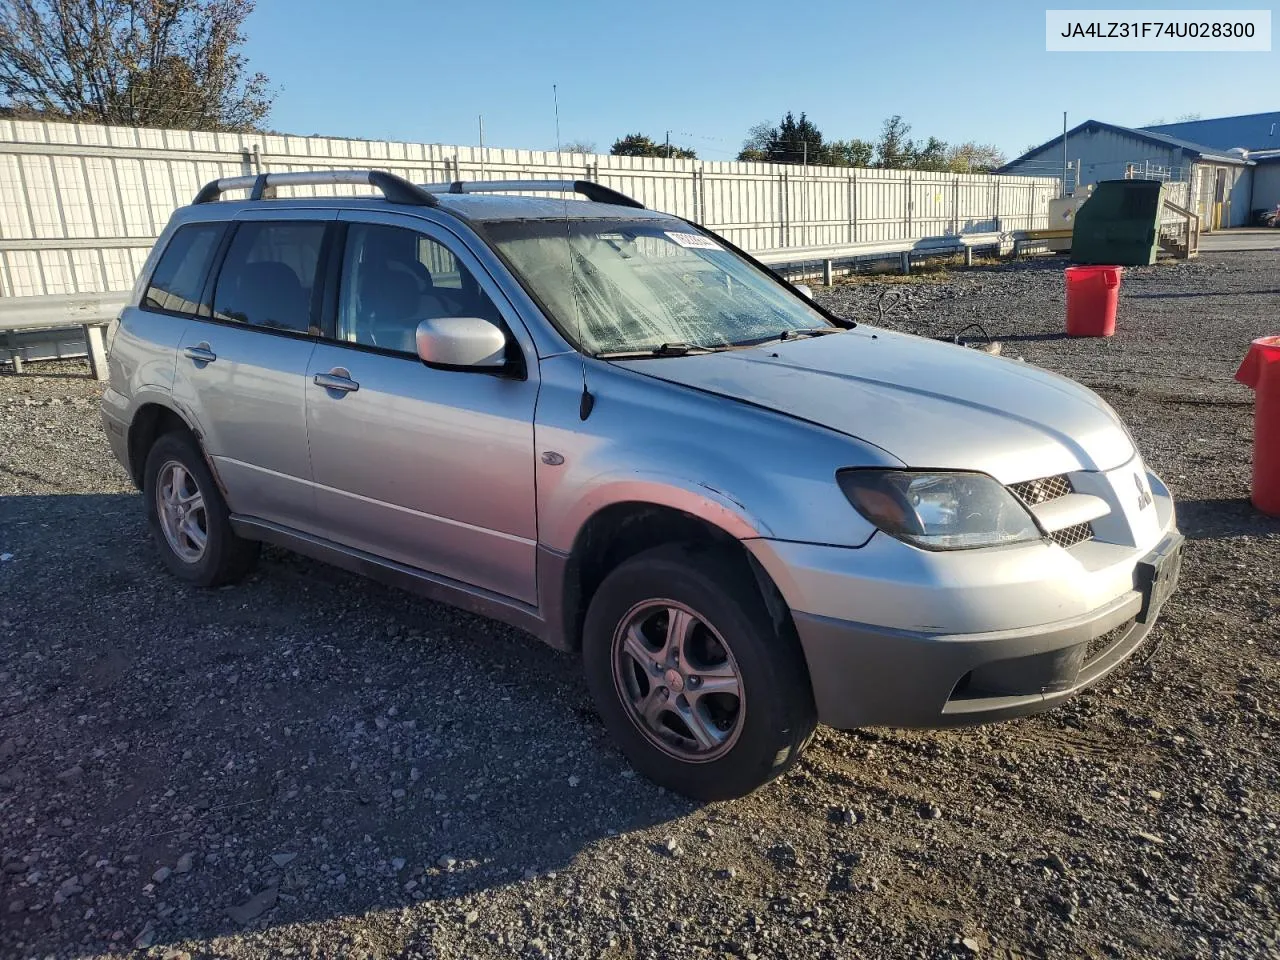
558;196;595;420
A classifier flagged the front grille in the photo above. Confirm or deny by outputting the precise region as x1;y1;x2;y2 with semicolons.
1049;522;1094;549
1010;474;1072;506
1010;474;1096;549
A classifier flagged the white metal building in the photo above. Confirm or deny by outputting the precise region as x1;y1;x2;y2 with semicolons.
1000;118;1257;229
1146;112;1280;218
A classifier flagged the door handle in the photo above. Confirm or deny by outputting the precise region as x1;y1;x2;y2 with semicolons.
183;343;216;363
314;369;359;394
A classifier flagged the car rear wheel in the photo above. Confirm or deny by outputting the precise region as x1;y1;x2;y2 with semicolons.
143;431;258;587
583;544;816;800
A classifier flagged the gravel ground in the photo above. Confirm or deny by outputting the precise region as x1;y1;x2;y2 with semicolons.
2;251;1279;960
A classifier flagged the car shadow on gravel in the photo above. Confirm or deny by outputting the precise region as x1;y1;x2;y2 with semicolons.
1172;496;1280;540
1;493;700;954
1125;289;1280;299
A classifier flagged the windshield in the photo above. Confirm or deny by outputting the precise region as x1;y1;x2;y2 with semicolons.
481;218;833;355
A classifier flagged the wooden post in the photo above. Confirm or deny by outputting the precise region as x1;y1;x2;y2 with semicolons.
84;323;108;381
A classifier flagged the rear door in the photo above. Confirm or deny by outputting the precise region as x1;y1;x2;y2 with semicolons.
115;219;226;412
303;212;540;603
172;210;334;530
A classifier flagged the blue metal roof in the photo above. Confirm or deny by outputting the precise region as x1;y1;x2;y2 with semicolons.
1143;112;1280;152
998;119;1251;173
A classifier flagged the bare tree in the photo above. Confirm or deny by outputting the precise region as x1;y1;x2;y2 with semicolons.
560;139;597;154
946;141;1007;173
0;0;272;131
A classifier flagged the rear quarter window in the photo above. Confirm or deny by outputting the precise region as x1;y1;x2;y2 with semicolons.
143;223;225;316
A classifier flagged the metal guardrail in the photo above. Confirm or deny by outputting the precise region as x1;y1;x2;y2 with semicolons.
0;293;127;332
756;232;1006;281
0;293;123;378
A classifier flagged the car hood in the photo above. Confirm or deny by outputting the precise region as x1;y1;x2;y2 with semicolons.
613;327;1135;481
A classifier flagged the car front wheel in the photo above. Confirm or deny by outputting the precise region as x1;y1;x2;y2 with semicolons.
583;544;816;800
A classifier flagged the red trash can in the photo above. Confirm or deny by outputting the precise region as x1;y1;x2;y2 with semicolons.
1235;335;1280;516
1065;265;1123;337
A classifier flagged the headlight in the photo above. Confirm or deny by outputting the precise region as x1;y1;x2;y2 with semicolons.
837;469;1042;550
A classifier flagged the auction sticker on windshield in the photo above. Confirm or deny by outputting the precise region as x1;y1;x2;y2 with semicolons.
666;231;723;251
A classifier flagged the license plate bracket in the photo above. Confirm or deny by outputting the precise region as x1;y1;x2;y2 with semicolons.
1135;534;1184;624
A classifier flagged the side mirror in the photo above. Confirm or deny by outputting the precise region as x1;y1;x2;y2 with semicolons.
415;316;508;371
793;283;813;299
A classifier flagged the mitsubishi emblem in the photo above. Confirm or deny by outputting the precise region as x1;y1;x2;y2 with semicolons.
1134;473;1153;510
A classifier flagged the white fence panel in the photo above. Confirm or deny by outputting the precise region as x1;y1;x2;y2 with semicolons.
0;119;1059;299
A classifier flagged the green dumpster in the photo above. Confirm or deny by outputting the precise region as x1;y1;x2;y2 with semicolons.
1070;179;1164;266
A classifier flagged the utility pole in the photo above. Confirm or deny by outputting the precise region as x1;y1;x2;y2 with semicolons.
553;84;561;155
1062;111;1069;196
665;130;671;159
478;115;485;178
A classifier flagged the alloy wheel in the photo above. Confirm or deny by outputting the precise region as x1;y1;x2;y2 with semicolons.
155;460;208;563
611;599;745;762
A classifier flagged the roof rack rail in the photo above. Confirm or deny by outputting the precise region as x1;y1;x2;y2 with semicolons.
419;179;645;209
192;170;438;206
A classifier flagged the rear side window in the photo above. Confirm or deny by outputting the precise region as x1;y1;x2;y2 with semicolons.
212;221;326;333
143;223;224;316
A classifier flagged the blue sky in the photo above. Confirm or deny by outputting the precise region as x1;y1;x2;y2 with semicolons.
245;0;1278;160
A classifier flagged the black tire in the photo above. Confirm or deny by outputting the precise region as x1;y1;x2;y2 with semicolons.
583;543;817;801
142;430;258;587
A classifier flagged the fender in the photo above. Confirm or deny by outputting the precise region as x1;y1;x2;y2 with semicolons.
121;391;227;496
541;469;772;555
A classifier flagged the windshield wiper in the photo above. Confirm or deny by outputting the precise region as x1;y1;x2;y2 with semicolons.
729;327;844;348
595;342;717;359
780;327;843;340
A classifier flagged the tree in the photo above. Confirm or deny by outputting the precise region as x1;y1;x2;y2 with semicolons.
875;115;915;168
610;132;695;159
560;139;597;154
821;138;875;167
0;0;272;131
737;112;825;164
946;141;1006;173
738;120;775;160
910;135;949;171
774;111;824;164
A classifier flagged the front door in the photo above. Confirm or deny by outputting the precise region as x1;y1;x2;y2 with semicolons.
172;212;332;531
304;213;540;603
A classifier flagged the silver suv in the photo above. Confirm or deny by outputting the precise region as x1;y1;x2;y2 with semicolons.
101;170;1183;800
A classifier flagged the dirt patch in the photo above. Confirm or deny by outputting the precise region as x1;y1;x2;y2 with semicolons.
2;251;1278;959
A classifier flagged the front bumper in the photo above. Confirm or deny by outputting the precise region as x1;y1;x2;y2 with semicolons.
748;468;1181;729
